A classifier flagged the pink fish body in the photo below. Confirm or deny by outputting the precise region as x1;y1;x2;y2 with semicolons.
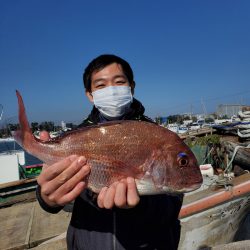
14;91;203;195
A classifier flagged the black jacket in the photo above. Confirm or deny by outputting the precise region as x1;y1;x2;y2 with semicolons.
37;99;183;250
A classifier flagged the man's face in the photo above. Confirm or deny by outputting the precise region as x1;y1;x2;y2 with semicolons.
86;63;134;102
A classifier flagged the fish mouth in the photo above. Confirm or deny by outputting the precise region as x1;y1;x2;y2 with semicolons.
178;183;203;193
162;182;202;194
136;179;203;195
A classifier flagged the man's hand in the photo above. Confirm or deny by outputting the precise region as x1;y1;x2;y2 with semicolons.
37;131;90;207
97;177;140;209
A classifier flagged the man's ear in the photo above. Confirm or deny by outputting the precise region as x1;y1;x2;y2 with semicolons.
85;91;94;103
130;81;135;95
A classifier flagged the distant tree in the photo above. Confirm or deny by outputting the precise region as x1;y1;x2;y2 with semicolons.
31;122;39;132
210;113;218;119
192;116;197;122
8;123;19;131
205;117;214;123
183;116;191;121
0;123;19;137
39;121;55;132
66;123;73;129
221;114;229;119
7;123;19;136
167;115;183;124
54;125;61;131
155;117;162;124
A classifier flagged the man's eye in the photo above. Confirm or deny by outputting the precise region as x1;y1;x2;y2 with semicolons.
96;84;105;88
116;81;126;84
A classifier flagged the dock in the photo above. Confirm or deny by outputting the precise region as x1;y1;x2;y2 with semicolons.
179;127;216;139
0;198;70;249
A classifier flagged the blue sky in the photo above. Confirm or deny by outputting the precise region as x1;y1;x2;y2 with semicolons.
0;0;250;125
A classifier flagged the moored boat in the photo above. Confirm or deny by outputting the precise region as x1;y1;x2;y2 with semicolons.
178;172;250;249
0;137;15;142
237;130;250;139
238;111;250;119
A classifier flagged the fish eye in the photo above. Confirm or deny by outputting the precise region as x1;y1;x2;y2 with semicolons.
177;153;189;167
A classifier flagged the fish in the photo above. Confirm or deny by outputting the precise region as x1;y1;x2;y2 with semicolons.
14;90;203;195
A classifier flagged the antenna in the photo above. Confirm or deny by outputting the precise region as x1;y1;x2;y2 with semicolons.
0;104;3;121
190;103;193;119
201;98;207;117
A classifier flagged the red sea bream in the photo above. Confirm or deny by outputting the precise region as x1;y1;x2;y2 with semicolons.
14;91;203;194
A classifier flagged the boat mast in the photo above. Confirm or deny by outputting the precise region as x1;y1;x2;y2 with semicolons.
0;104;3;121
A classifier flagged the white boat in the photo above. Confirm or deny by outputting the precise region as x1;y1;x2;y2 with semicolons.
0;140;43;184
237;123;250;129
0;150;25;184
189;123;201;130
0;137;15;142
178;173;250;249
238;129;250;134
238;130;250;139
167;123;179;133
237;122;250;139
167;124;188;134
178;125;188;134
214;119;232;125
238;111;250;118
239;118;250;122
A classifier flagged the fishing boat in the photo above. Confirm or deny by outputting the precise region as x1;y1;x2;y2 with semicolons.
178;125;188;134
167;123;188;135
167;123;179;133
189;122;201;130
237;123;250;129
238;111;250;120
178;135;250;249
0;137;15;142
178;172;250;249
0;149;25;184
238;129;250;139
0;141;42;185
237;109;250;140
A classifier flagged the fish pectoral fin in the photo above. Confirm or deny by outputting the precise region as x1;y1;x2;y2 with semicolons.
87;158;139;193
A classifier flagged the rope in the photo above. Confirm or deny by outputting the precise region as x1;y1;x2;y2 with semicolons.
215;173;234;190
201;146;214;165
204;143;250;190
203;174;233;190
224;144;250;173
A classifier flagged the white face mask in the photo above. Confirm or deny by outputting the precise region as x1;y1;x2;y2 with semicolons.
92;86;133;119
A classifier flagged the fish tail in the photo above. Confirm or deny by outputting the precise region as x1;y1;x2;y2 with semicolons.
14;90;36;149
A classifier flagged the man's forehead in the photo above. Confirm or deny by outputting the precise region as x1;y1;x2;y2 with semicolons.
92;63;124;78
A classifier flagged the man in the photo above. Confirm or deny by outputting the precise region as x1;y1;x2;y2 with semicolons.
37;54;182;250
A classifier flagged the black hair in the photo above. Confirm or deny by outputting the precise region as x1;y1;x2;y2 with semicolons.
83;54;134;92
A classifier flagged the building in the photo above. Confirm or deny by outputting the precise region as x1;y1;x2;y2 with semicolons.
216;104;244;118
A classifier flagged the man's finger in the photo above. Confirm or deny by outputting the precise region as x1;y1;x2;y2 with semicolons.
42;156;88;195
54;163;90;195
114;181;127;207
103;182;118;209
97;187;108;208
53;181;87;206
126;177;140;207
39;131;50;141
39;155;78;183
